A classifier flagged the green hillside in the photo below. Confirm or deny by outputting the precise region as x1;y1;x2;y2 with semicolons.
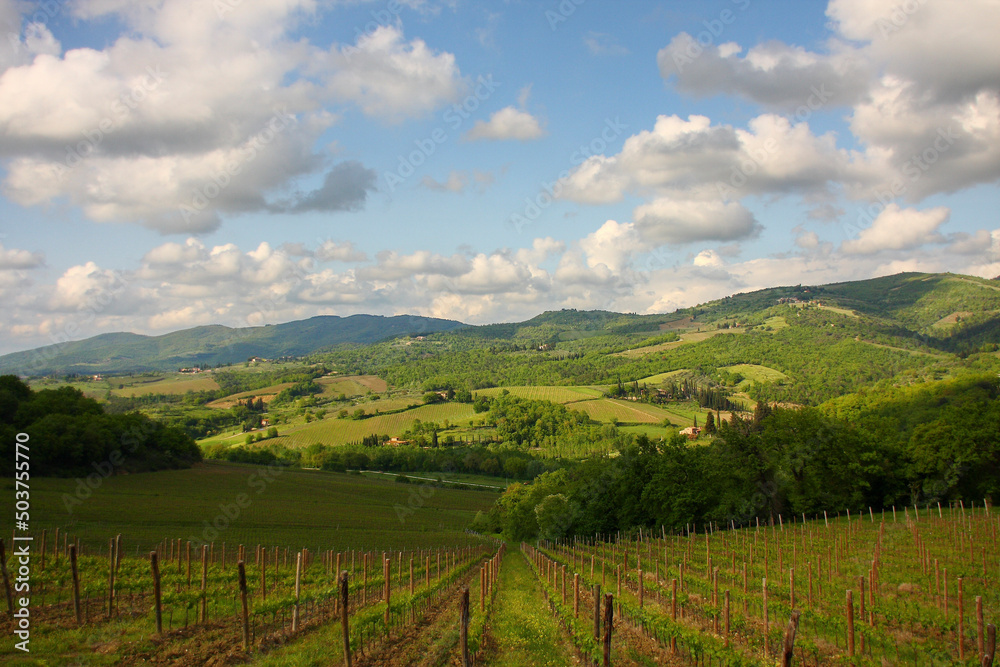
0;313;466;375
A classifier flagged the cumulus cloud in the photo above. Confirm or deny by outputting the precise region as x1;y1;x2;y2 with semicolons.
841;204;950;255
324;25;465;122
658;34;870;109
0;6;462;232
633;199;761;245
465;106;545;142
0;243;44;269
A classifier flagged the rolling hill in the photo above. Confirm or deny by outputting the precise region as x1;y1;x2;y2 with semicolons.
0;313;466;375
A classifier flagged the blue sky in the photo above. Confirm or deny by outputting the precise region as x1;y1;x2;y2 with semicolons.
0;0;998;354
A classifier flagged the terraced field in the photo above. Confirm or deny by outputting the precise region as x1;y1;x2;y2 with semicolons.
474;386;605;404
318;374;388;396
568;398;672;424
111;374;221;396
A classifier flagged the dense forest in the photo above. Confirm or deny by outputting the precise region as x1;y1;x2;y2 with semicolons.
0;375;201;477
481;374;1000;541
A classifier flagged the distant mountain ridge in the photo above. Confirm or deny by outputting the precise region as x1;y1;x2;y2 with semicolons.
4;271;999;375
0;314;466;375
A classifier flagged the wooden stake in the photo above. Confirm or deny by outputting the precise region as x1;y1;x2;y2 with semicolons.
847;589;855;657
384;557;391;625
977;596;984;662
199;545;208;623
150;551;162;634
959;577;965;660
602;593;613;667
460;587;470;667
238;561;250;651
292;552;302;632
340;571;351;667
69;544;82;625
781;610;802;667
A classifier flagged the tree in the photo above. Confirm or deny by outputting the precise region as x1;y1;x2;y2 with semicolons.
535;494;573;541
704;411;716;434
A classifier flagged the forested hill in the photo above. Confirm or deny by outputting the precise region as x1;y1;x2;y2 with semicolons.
0;375;201;477
316;272;1000;406
0;314;466;375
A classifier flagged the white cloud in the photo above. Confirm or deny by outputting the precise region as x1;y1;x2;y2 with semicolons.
841;204;949;255
0;7;452;232
316;240;368;263
0;243;44;269
464;106;545;142
633;199;761;245
324;25;464;122
658;34;870;109
422;171;469;193
584;32;628;56
579;220;644;272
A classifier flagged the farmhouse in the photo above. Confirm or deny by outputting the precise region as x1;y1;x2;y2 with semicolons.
679;426;701;439
387;437;410;447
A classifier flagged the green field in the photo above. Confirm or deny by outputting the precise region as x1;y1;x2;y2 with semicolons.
207;382;297;407
269;402;478;448
567;398;672;424
7;461;494;554
474;385;605;404
317;374;388;396
720;363;789;383
111;374;221;396
636;369;690;385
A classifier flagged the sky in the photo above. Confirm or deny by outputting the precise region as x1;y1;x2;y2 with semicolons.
0;0;998;355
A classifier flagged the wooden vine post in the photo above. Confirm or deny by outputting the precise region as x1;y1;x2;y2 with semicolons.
150;551;162;634
107;538;116;619
384;557;391;625
199;545;208;623
603;593;614;667
238;561;250;651
460;587;470;667
292;552;302;632
982;623;995;667
781;610;801;667
340;571;352;667
847;589;855;658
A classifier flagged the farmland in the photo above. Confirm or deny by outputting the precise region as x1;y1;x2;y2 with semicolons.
10;506;996;665
474;386;605;404
15;461;496;553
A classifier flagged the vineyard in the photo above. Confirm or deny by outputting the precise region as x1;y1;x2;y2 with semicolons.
526;504;999;666
5;503;997;665
0;528;497;665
